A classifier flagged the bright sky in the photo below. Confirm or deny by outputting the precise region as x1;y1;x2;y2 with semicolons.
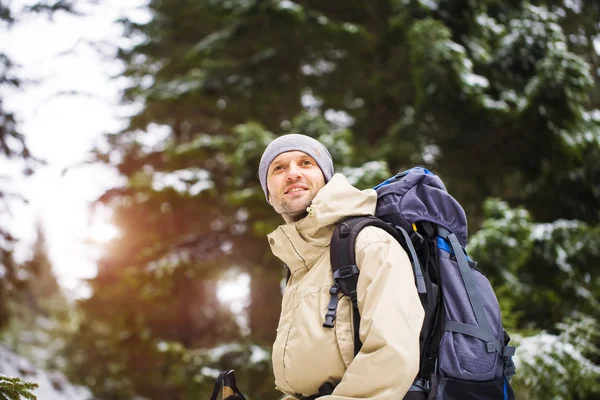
2;0;148;297
2;0;250;306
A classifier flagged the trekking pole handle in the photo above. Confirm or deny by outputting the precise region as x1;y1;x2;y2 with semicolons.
211;370;246;400
223;384;235;398
223;370;246;399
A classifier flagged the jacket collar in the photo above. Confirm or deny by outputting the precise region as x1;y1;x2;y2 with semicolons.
267;174;377;277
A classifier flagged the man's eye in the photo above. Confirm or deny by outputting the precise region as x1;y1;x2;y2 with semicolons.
274;165;284;171
302;160;313;166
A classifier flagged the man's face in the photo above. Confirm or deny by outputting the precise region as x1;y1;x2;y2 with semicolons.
266;151;326;223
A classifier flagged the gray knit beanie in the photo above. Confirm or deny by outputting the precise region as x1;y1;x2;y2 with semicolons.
258;134;334;199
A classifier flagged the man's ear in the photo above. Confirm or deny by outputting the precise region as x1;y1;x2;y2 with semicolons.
267;194;272;205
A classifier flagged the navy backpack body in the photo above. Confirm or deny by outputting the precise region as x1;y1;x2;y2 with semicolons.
322;167;516;400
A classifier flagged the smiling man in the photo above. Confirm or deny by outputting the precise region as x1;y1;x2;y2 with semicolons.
265;152;326;223
258;134;424;400
259;134;332;224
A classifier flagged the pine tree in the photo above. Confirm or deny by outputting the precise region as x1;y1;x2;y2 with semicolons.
0;0;75;330
0;0;78;394
24;221;63;313
68;0;600;398
0;375;38;400
0;2;30;331
3;220;72;373
469;199;600;398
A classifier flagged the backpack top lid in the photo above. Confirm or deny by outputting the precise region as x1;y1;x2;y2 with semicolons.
373;167;469;247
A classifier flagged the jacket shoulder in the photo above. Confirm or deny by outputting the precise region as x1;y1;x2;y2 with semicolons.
352;226;413;285
354;225;400;252
356;226;400;249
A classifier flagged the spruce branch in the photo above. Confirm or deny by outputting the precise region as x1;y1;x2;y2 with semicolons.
0;375;38;400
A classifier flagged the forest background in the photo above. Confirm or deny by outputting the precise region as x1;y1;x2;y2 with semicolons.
1;0;599;399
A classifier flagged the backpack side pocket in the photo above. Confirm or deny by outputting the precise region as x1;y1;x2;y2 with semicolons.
437;253;504;381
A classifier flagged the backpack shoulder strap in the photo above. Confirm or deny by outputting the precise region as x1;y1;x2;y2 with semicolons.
329;216;377;356
331;216;427;297
329;215;425;356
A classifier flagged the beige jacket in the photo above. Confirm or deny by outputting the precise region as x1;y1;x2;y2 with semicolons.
268;174;425;400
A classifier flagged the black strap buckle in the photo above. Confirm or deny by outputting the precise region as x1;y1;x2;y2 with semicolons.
408;377;431;392
323;285;339;328
323;311;336;328
410;230;424;247
335;264;359;280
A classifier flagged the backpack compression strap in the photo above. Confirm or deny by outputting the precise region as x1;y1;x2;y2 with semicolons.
325;215;427;356
437;227;516;361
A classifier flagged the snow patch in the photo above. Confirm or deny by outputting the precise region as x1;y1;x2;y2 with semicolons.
301;60;336;76
324;109;354;128
249;345;270;364
531;220;582;241
151;168;213;196
463;73;490;88
0;345;92;400
277;0;302;12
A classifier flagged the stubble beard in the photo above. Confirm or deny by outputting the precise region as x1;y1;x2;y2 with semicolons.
274;192;315;223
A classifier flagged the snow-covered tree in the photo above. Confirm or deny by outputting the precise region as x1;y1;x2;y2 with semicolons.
64;0;600;398
0;374;38;400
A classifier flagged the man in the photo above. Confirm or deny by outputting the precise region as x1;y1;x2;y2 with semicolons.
259;134;424;400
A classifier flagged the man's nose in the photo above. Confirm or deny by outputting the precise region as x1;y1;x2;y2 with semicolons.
286;162;302;180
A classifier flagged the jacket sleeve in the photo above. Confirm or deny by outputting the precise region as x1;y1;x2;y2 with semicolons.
321;226;425;399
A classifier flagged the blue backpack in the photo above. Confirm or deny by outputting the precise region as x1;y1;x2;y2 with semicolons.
321;167;517;400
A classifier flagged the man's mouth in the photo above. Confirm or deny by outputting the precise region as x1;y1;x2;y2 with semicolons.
285;187;308;194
